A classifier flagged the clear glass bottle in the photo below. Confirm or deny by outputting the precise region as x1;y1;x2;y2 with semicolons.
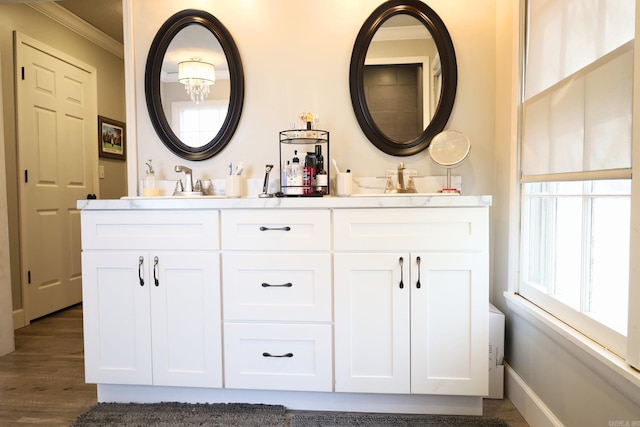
290;150;303;195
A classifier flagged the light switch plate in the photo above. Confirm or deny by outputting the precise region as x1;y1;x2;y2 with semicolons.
99;165;105;179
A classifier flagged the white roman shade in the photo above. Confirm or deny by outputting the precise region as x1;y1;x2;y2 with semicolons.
521;0;635;181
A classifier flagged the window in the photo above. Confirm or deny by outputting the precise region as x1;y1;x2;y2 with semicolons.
171;100;228;147
521;180;630;354
519;0;635;358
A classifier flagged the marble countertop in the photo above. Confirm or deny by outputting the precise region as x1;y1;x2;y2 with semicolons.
77;194;492;210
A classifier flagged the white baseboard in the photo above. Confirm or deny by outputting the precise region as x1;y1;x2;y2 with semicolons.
504;362;564;427
12;309;26;330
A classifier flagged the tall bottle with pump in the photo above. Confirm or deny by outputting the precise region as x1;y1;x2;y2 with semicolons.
143;160;160;196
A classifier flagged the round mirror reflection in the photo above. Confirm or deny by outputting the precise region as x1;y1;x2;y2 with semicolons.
161;24;230;148
364;14;439;143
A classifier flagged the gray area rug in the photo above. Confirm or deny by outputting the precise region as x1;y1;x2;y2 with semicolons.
70;402;286;427
289;413;510;426
71;402;510;427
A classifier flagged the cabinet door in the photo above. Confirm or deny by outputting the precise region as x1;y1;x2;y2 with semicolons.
82;252;152;385
410;252;488;396
150;252;222;387
334;252;410;393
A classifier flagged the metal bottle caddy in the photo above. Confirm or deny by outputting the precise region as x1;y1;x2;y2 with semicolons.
278;129;330;197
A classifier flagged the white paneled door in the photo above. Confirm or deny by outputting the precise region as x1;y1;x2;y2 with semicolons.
15;32;98;322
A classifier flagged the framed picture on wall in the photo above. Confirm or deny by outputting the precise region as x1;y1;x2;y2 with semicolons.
98;116;126;160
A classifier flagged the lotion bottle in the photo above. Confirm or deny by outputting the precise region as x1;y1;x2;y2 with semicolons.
143;159;159;196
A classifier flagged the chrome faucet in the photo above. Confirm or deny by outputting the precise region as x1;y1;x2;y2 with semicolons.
174;165;194;192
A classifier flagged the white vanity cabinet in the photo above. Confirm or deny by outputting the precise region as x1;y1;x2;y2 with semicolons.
333;208;489;396
79;196;492;414
220;209;333;392
81;210;222;388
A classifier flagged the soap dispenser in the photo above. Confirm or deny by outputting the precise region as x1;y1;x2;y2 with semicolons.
143;159;159;196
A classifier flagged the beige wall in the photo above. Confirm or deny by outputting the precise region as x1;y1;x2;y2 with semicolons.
0;3;127;316
0;45;15;356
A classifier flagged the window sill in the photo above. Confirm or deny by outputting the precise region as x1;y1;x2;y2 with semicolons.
504;292;640;407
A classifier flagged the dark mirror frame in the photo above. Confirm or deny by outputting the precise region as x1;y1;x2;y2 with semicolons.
350;0;457;156
145;9;244;161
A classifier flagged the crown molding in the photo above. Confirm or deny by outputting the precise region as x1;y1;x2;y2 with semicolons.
26;2;124;59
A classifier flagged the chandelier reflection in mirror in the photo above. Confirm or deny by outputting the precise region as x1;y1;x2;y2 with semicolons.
178;58;216;104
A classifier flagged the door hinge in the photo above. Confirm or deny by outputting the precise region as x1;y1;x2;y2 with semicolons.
21;67;25;81
27;270;31;284
24;170;28;183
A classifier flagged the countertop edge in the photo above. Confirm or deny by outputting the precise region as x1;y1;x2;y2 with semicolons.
77;195;493;210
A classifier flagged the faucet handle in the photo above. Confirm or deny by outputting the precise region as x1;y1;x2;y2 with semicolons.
408;176;416;191
385;176;394;191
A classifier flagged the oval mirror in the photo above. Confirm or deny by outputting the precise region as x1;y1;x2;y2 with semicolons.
145;9;244;160
350;0;457;156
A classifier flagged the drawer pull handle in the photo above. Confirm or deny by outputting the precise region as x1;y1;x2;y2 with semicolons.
261;282;293;288
416;256;422;289
399;256;404;289
259;226;291;232
138;256;144;286
262;352;294;358
153;256;159;286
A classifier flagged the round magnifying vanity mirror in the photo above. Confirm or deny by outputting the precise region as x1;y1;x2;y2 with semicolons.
428;129;470;193
350;0;457;156
145;9;244;160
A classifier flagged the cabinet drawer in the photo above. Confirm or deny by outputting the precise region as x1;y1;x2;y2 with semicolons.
333;208;488;252
223;323;332;392
222;253;331;321
221;210;330;251
82;210;219;250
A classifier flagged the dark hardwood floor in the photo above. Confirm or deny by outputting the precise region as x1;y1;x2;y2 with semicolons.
0;304;529;426
0;304;95;426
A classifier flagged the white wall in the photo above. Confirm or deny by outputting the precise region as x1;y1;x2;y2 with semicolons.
127;0;496;198
0;46;15;356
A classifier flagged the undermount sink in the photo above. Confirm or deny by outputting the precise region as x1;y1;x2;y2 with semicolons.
122;195;228;200
350;192;457;197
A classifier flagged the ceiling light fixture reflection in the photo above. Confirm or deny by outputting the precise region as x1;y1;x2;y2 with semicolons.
178;58;216;104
